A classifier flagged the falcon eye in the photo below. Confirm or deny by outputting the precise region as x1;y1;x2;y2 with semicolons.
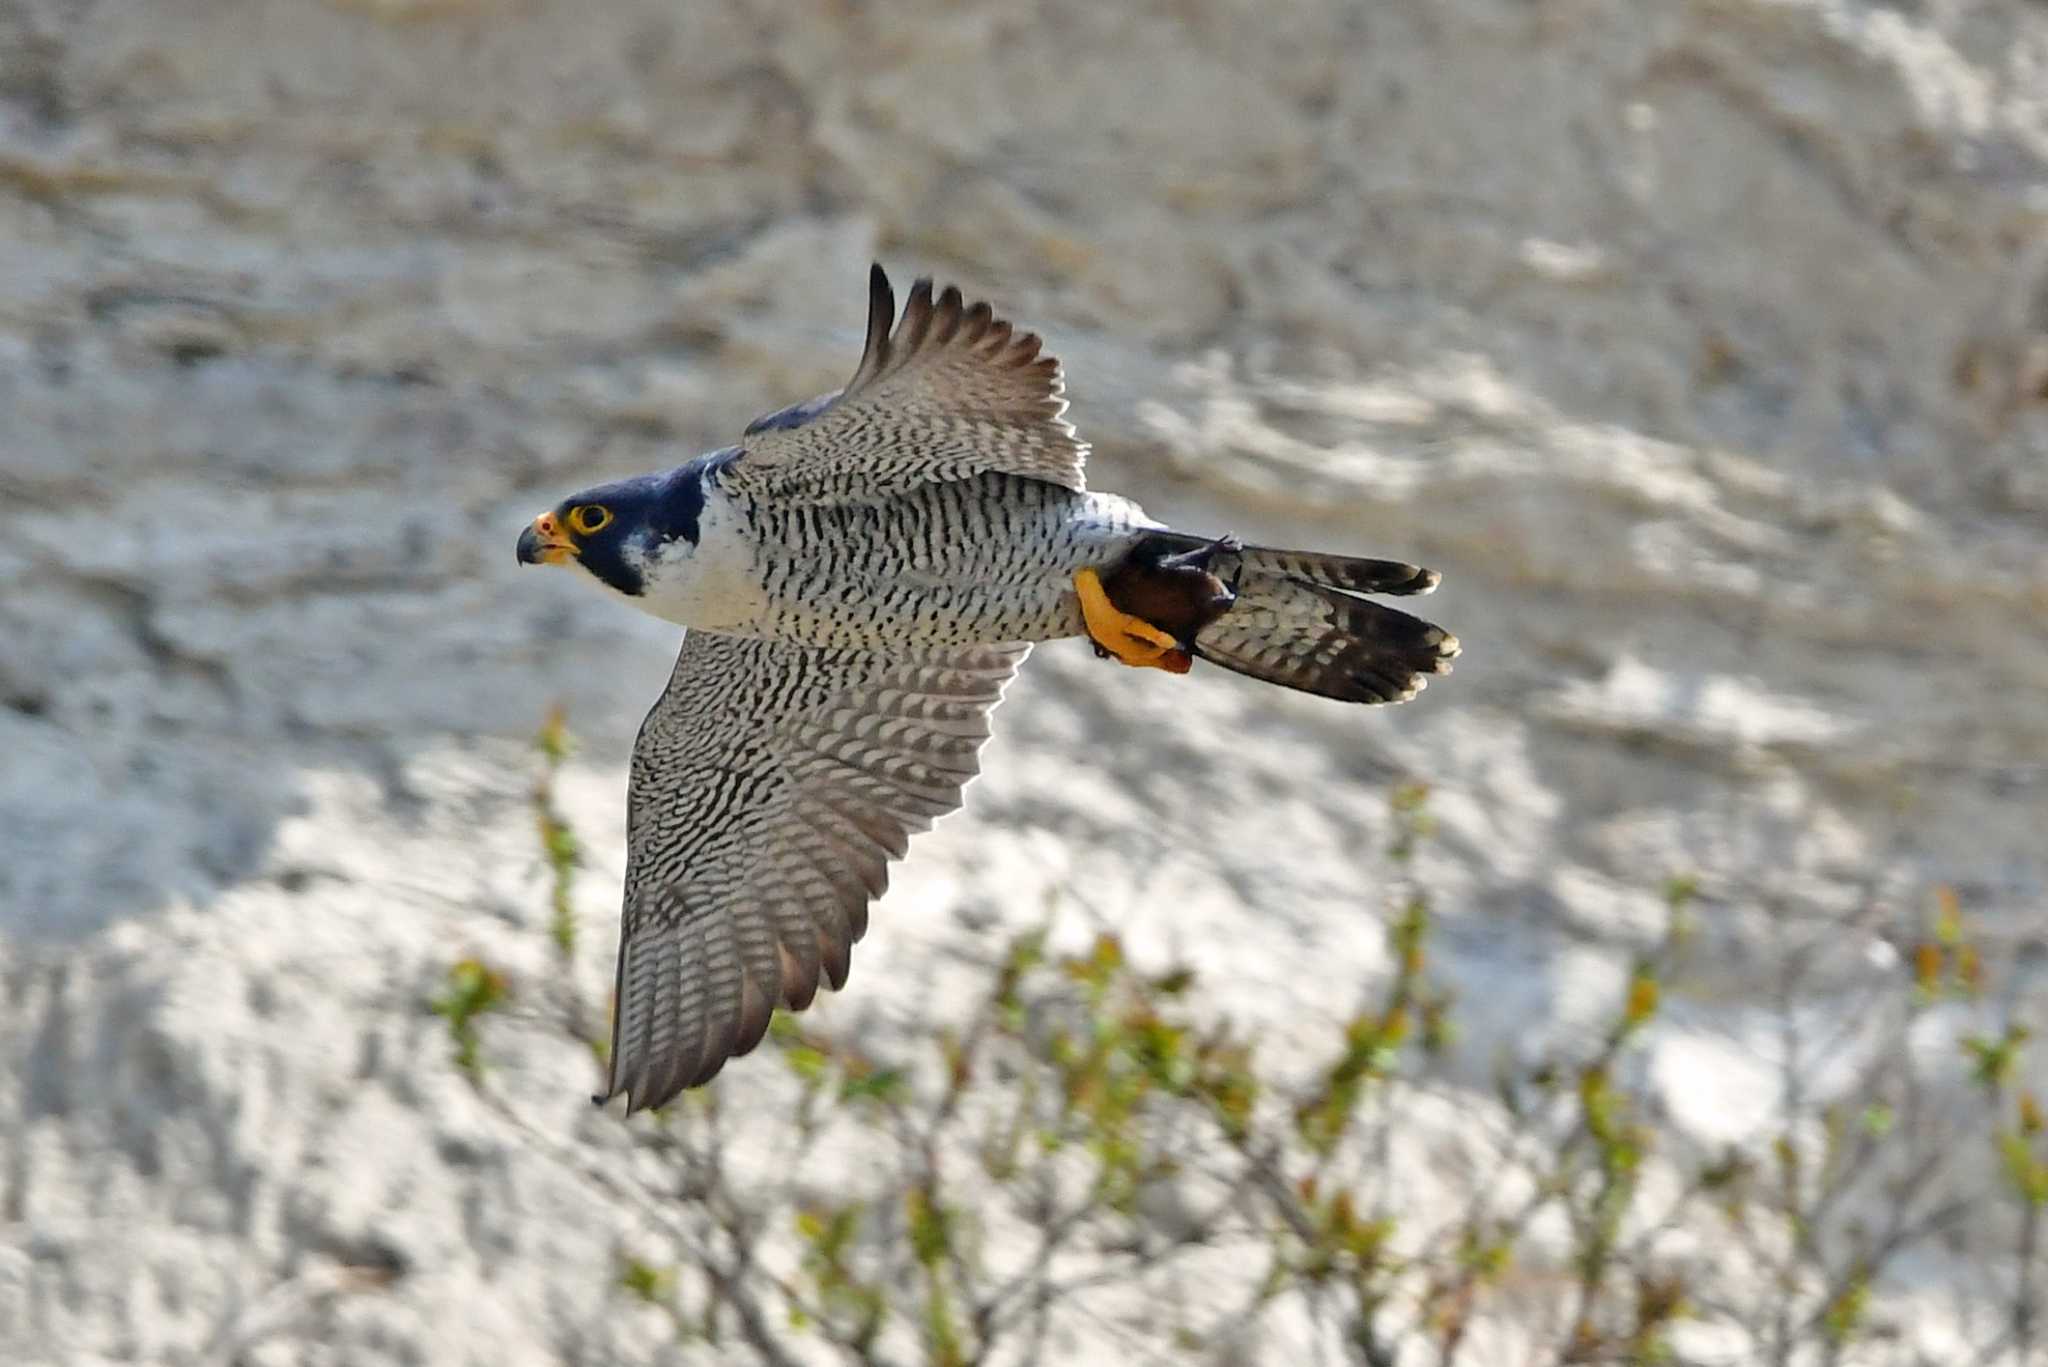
569;504;612;536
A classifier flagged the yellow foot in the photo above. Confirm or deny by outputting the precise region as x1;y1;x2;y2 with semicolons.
1074;567;1193;674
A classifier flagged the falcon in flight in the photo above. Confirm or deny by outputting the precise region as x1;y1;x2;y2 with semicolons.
517;265;1458;1112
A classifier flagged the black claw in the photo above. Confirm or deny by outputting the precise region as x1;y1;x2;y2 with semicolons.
1219;538;1246;597
1196;533;1246;604
1152;532;1244;575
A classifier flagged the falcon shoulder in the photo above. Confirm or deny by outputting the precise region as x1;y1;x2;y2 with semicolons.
720;263;1089;505
601;629;1029;1112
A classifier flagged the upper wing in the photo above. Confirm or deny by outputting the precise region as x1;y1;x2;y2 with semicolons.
601;629;1029;1112
721;264;1088;505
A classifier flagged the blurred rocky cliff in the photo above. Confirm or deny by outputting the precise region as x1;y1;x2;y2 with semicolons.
2;0;2045;1362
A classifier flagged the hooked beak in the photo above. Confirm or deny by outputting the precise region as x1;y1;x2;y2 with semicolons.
516;511;578;567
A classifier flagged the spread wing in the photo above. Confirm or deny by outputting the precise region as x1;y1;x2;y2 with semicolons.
600;629;1029;1112
720;264;1088;505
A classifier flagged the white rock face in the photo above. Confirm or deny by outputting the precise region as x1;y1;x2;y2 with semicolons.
2;0;2045;1362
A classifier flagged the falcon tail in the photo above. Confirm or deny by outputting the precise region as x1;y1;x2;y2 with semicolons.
1131;532;1460;705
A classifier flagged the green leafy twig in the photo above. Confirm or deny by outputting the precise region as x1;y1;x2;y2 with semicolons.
534;703;581;961
430;957;508;1085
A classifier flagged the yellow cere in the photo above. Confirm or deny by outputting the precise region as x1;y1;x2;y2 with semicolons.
528;510;580;565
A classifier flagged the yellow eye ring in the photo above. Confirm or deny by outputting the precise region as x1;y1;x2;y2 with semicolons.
568;504;612;536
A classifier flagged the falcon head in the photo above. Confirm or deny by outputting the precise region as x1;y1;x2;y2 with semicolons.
516;451;730;597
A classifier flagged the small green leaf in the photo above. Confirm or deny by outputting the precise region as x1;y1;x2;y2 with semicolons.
617;1255;673;1304
1997;1131;2048;1205
1820;1267;1870;1346
429;957;509;1083
1624;968;1660;1030
785;1045;829;1085
840;1066;908;1105
905;1185;954;1269
1932;885;1962;947
536;703;575;763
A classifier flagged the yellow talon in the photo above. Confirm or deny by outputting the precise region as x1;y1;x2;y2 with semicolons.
1075;567;1192;674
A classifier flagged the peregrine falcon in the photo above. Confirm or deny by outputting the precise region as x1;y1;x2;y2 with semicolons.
517;265;1458;1112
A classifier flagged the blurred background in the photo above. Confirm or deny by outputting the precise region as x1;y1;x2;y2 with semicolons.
2;0;2045;1363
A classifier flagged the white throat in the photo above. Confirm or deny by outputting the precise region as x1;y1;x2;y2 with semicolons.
627;486;767;631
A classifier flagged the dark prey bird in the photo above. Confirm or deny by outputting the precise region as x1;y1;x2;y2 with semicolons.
516;265;1459;1112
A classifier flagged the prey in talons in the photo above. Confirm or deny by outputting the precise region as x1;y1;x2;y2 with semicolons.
1076;532;1246;674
